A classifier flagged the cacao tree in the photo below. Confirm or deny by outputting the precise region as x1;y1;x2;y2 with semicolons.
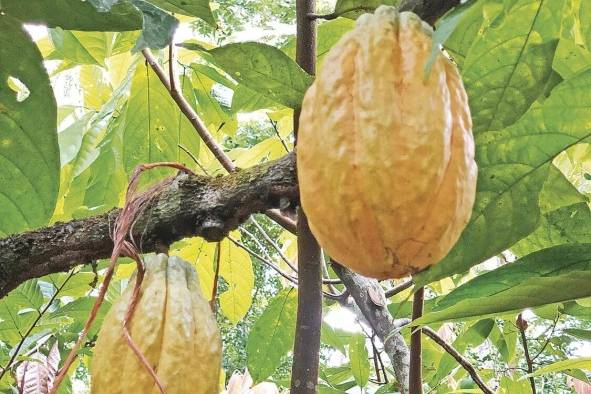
0;0;590;393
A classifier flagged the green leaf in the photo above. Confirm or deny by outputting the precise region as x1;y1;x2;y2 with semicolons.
442;0;503;67
6;279;44;312
581;0;591;50
247;288;297;383
416;244;591;325
191;69;236;135
334;0;399;19
282;18;355;69
348;333;369;387
148;0;215;26
131;0;179;51
553;39;591;79
564;328;591;341
231;84;279;113
321;321;351;355
187;42;314;109
462;0;566;132
48;29;114;67
528;357;591;377
58;113;95;167
0;16;59;236
218;238;254;325
1;0;142;31
122;62;201;183
415;69;591;286
430;320;494;386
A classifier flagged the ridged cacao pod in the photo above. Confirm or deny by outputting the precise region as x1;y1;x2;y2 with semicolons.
91;254;221;393
297;6;477;279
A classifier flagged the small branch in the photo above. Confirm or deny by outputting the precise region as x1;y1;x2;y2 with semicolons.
422;327;493;394
332;263;410;394
517;314;537;394
250;217;297;272
385;280;414;298
142;48;235;173
307;5;373;20
0;271;75;380
268;116;290;153
210;242;221;312
409;287;424;394
531;315;560;363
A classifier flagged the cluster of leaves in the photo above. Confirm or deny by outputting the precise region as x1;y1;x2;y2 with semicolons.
1;0;591;393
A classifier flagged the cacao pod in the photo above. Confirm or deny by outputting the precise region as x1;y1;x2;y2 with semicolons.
297;6;477;279
91;254;221;393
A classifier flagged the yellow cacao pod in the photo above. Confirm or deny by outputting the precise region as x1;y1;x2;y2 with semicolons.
297;6;477;279
91;254;221;393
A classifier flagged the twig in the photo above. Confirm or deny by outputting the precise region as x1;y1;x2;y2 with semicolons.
385;280;414;298
210;242;221;312
422;327;494;394
409;287;424;394
0;271;76;381
517;314;537;394
531;315;560;363
142;49;235;173
267;116;290;153
250;217;296;271
371;335;382;383
177;144;209;175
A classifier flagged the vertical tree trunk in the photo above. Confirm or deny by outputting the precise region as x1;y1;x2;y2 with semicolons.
290;0;321;392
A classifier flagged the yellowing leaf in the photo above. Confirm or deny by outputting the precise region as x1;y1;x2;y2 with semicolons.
219;236;254;324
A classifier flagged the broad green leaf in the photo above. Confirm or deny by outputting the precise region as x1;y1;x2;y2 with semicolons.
462;0;565;132
131;0;179;51
416;244;591;324
430;320;494;385
499;374;531;394
122;62;200;183
564;328;591;341
247;288;297;383
58;113;95;167
191;69;236;135
192;42;313;109
80;65;113;111
415;69;591;286
512;202;591;256
5;279;44;312
321;321;351;355
50;296;110;336
1;0;142;31
48;30;112;67
218;237;254;324
529;357;591;377
231;84;278;113
0;16;59;236
443;1;503;66
190;64;236;88
334;0;399;19
229;137;286;168
46;272;95;298
581;1;591;49
282;18;355;69
148;0;215;26
348;333;370;387
553;39;591;79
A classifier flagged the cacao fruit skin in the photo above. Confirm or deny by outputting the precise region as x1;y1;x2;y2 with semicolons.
91;254;221;393
297;6;477;279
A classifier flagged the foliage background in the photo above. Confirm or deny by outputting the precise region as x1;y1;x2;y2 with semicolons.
1;0;591;393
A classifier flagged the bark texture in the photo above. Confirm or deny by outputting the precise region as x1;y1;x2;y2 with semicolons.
0;153;297;298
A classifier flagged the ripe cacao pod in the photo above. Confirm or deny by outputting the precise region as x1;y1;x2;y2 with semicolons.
91;254;221;393
297;6;477;279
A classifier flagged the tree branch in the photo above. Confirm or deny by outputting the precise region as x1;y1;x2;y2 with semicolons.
517;314;537;394
421;327;494;394
0;153;298;298
332;263;410;394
